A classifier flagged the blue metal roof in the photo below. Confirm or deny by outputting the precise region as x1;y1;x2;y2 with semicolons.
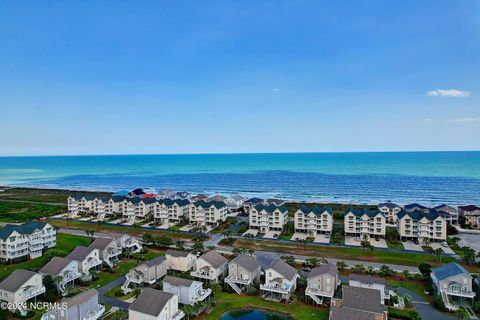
432;262;469;281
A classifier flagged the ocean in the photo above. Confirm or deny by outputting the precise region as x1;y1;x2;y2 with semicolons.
0;152;479;205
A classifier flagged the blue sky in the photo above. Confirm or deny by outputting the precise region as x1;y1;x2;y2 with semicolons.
0;0;479;156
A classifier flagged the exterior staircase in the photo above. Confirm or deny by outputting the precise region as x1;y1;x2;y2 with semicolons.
121;276;132;294
306;289;322;305
225;277;242;294
441;291;458;311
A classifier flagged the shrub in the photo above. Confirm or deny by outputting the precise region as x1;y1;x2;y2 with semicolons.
246;286;258;296
433;294;446;311
114;289;125;297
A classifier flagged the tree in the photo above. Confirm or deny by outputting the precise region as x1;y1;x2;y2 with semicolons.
183;305;193;320
304;257;320;268
142;233;153;245
352;264;366;274
191;242;204;254
378;265;394;277
418;263;432;277
132;288;141;298
463;247;477;265
281;255;296;267
402;270;410;279
232;246;244;256
434;248;444;262
175;240;185;250
42;275;59;302
336;260;347;271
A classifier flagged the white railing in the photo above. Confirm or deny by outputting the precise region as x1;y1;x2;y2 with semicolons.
260;283;289;294
194;288;212;302
305;287;334;298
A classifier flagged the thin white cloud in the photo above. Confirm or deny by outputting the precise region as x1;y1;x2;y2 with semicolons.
272;88;280;93
453;117;478;123
423;118;432;122
426;89;471;97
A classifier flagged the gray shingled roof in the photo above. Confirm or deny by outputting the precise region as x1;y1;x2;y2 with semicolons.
39;257;74;276
349;274;386;286
67;246;96;261
0;270;38;292
199;251;228;269
62;289;98;308
231;253;260;272
342;286;385;314
128;288;173;316
265;259;297;281
144;256;166;267
166;249;190;258
329;307;376;320
89;237;115;251
307;264;337;279
163;275;193;287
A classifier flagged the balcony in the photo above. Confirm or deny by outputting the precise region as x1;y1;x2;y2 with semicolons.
260;283;290;294
305;287;334;298
23;286;46;301
190;270;217;281
444;289;476;298
171;310;185;320
225;275;251;285
194;288;212;303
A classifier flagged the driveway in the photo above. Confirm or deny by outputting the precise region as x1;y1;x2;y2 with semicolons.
242;229;258;237
313;234;330;244
402;241;424;252
430;242;455;255
397;287;458;320
97;276;131;310
370;238;388;248
262;230;279;239
291;232;307;241
345;236;362;246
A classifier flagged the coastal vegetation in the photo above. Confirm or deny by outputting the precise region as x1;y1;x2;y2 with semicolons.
0;201;65;222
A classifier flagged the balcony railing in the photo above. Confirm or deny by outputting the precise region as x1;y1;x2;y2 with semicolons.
305;287;334;298
260;283;290;294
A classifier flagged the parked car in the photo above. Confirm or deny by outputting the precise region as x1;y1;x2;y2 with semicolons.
441;241;448;247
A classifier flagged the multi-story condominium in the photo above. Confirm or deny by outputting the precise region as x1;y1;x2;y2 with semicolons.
89;237;122;267
225;253;261;294
39;257;81;296
162;276;212;306
458;205;480;229
165;250;196;272
431;262;476;311
106;196;127;217
154;199;190;224
260;258;298;301
0;270;45;315
434;204;458;225
68;194;96;216
243;197;264;213
121;197;158;222
305;264;339;305
189;200;228;227
108;233;142;254
0;221;56;261
122;256;167;293
330;286;387;320
249;204;289;233
91;196;110;219
41;289;105;320
349;274;388;304
128;288;184;320
224;195;246;209
66;246;102;280
294;205;333;237
190;250;228;283
397;210;447;244
404;203;429;213
344;208;386;240
378;202;402;224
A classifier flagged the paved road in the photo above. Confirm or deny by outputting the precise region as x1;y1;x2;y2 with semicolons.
397;287;459;320
97;276;130;310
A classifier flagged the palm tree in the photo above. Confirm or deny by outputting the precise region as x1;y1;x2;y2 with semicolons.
183;305;193;320
434;248;444;262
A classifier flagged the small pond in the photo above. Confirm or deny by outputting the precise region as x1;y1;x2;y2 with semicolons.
220;309;291;320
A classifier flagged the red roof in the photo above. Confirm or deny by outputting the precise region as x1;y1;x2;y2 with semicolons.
142;194;156;198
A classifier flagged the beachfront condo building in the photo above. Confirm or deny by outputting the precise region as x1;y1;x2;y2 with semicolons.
397;210;447;244
121;197;157;222
434;204;458;225
0;221;56;262
294;205;333;237
344;208;386;240
68;194;97;216
458;205;480;229
249;204;289;233
378;202;402;224
188;200;228;227
154;198;190;224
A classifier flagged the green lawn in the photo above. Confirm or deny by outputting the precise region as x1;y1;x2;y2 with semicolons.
387;240;405;250
48;219;198;240
388;279;429;299
234;238;459;268
0;201;66;222
105;283;137;301
0;233;91;279
204;291;328;320
130;250;164;260
87;260;137;288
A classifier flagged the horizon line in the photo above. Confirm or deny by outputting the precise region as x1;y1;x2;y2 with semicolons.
1;149;479;158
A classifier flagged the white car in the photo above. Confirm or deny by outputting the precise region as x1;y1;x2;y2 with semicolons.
441;241;448;247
